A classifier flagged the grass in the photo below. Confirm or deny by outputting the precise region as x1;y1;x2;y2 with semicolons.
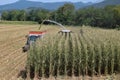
0;21;38;25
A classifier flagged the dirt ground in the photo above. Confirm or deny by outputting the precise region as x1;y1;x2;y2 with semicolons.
0;24;60;80
19;75;120;80
0;24;37;80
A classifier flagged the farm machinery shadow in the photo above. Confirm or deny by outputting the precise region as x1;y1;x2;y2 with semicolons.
17;67;27;79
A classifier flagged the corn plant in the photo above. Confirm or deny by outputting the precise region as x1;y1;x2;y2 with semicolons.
26;27;120;79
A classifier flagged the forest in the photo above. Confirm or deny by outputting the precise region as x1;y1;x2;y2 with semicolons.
1;3;120;29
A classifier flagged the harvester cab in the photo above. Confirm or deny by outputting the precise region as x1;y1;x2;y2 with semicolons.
22;31;46;52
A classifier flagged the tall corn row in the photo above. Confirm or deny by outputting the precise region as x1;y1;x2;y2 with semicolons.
64;33;69;77
79;34;88;75
76;34;82;76
115;44;120;72
52;35;61;77
73;34;81;76
109;42;115;74
68;35;75;76
57;34;65;76
27;28;120;79
80;30;96;76
96;44;102;76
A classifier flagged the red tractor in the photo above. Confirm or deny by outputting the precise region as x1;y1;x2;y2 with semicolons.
22;31;46;52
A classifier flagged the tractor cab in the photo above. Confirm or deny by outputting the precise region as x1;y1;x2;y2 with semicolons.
22;31;46;52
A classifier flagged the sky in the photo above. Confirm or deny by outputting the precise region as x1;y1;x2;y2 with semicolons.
0;0;104;5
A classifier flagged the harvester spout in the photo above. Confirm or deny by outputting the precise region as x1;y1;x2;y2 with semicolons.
44;20;66;30
40;19;72;33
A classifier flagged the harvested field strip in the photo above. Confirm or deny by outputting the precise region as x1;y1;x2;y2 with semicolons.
0;25;23;30
0;37;25;50
0;38;25;60
0;24;38;31
0;37;24;45
0;36;25;48
0;27;37;42
0;26;35;32
4;53;27;79
0;38;25;66
0;24;38;79
0;49;26;76
1;54;26;79
0;48;22;72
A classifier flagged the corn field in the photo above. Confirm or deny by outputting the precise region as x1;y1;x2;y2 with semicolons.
27;26;120;79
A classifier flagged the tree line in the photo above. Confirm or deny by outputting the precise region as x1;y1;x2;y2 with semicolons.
1;3;120;29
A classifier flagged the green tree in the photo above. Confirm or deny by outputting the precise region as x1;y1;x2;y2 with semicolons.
56;3;75;25
113;5;120;27
75;6;116;28
9;10;19;21
26;8;49;23
1;11;9;20
75;7;99;26
17;10;26;21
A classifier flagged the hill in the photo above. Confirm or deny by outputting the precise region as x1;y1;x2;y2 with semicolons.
0;0;93;11
88;0;120;8
0;0;120;11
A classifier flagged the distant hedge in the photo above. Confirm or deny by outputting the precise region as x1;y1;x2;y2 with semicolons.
1;4;120;29
0;21;38;25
